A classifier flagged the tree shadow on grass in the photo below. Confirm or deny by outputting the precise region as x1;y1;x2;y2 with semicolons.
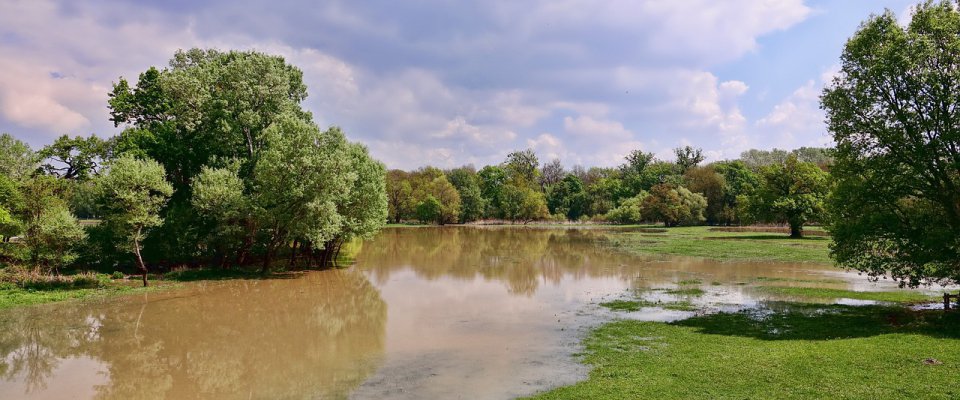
704;235;829;241
672;302;960;341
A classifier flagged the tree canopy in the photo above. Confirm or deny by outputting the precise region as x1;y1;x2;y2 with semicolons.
822;1;960;285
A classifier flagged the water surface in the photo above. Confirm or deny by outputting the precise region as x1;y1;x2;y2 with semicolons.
0;227;903;399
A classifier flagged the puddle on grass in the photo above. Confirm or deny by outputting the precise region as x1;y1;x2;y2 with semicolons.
0;226;930;399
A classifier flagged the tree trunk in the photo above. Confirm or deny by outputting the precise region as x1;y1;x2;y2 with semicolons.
289;240;299;268
789;222;803;238
133;231;148;287
235;220;256;266
261;243;274;274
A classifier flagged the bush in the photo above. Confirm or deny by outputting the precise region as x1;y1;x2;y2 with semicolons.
0;268;108;290
111;271;124;280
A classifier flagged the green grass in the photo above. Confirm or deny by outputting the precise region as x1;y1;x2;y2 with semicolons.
664;287;705;296
752;276;847;284
755;286;939;304
527;303;960;399
677;279;702;285
606;226;832;263
600;299;698;312
0;282;173;310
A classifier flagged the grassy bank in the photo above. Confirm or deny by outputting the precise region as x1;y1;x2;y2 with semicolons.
0;281;176;309
528;303;960;399
604;225;832;264
0;264;355;310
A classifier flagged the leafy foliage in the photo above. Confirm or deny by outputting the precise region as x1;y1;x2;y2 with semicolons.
822;1;960;285
743;156;828;238
643;184;707;227
95;156;173;285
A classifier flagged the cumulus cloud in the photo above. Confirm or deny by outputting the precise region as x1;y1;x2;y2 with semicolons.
755;67;835;150
0;0;829;168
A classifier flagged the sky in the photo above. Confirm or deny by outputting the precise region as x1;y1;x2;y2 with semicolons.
0;0;920;170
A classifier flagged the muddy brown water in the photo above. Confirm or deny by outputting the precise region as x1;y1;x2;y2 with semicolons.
0;227;910;399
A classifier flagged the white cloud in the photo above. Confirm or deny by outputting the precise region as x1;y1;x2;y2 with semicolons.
0;0;824;168
755;77;830;149
563;115;632;140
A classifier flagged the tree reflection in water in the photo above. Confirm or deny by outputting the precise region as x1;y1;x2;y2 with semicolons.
0;269;386;399
355;226;845;296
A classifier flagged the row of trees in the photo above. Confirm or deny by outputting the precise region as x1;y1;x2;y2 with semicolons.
383;1;960;290
386;146;832;237
3;1;956;292
0;49;388;285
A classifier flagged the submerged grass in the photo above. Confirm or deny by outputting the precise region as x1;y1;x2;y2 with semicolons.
663;288;705;296
528;304;960;399
600;299;698;312
606;225;832;264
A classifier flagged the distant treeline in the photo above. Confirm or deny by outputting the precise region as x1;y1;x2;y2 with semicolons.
386;146;832;237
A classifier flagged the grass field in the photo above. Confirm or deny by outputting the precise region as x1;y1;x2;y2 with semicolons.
604;225;833;264
754;286;940;303
0;281;174;309
527;303;960;399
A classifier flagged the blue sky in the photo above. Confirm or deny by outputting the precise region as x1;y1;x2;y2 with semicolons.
0;0;918;169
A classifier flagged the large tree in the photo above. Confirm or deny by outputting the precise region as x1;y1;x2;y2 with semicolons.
821;1;960;285
249;119;353;271
743;156;828;238
38;135;111;180
110;49;309;189
386;170;414;223
446;166;485;223
642;183;707;227
320;141;387;264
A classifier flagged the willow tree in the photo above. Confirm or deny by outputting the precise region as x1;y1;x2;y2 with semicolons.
822;1;960;286
251;116;353;272
317;140;388;265
95;156;173;286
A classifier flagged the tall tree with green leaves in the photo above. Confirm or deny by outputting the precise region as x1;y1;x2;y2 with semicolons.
386;170;414;223
743;156;828;238
674;146;705;173
503;149;540;188
821;1;960;285
251;118;353;271
446;166;485;223
108;49;317;266
499;184;549;224
38;135;111;180
547;174;588;220
320;141;387;264
110;49;310;189
0;133;37;182
642;184;707;227
95;156;173;286
683;166;726;225
19;176;86;273
477;165;507;217
191;164;249;267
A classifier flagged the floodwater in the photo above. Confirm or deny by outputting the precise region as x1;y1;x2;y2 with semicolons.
0;227;910;399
